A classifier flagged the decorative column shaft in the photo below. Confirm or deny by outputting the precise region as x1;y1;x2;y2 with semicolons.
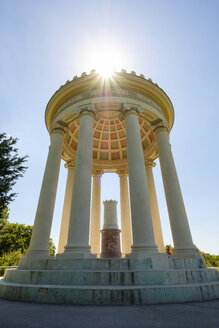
25;123;66;259
57;162;75;254
62;109;95;258
146;161;165;253
118;171;132;255
90;172;102;255
124;106;158;256
154;123;196;257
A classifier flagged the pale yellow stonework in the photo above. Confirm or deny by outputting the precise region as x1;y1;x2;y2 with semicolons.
145;161;165;253
117;170;132;255
90;172;102;255
57;162;75;254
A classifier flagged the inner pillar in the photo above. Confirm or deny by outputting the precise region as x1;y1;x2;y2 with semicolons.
90;171;102;255
117;170;132;255
57;161;75;254
145;160;165;253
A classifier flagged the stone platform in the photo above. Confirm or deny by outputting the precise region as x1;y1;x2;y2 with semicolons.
0;258;219;305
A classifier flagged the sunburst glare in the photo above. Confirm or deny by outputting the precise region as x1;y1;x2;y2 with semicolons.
90;46;123;78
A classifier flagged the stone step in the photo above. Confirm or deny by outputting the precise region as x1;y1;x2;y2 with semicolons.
4;268;219;286
0;279;219;305
19;257;204;271
19;258;155;271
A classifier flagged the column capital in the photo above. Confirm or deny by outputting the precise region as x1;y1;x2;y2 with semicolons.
79;104;96;119
64;161;75;170
117;169;128;177
122;103;144;120
145;160;156;168
151;119;170;135
50;121;68;136
92;170;103;177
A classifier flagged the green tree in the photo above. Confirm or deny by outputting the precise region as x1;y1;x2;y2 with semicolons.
195;245;219;268
0;206;9;231
0;223;56;257
0;133;28;219
48;239;56;257
0;223;33;256
0;250;23;276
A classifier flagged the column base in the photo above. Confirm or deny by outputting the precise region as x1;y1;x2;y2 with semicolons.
126;245;168;269
127;244;159;258
18;249;51;268
57;245;96;259
127;249;168;269
172;248;206;267
173;247;199;258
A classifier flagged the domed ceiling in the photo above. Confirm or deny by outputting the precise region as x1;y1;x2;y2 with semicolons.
63;109;155;171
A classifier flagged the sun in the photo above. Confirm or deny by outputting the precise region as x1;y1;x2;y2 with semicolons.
90;46;122;78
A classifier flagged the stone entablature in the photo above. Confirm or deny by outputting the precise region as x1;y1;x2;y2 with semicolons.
53;88;163;121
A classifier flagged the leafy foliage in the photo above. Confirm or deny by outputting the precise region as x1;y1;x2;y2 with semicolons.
0;238;56;276
48;239;56;257
0;206;9;231
0;133;28;219
0;250;23;276
0;222;56;259
195;246;219;268
0;223;33;257
166;244;219;268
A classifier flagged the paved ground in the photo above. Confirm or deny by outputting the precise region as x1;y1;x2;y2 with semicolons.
0;299;218;328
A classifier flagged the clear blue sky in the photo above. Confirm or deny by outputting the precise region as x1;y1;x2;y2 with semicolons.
0;0;218;254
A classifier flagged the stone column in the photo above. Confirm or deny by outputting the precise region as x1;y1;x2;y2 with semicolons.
117;170;132;255
145;161;165;253
61;108;95;258
90;171;102;255
57;162;75;254
25;122;67;259
124;105;158;257
153;121;197;257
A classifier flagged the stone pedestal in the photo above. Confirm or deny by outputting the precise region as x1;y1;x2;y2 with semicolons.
1;257;218;305
100;200;121;258
100;229;121;258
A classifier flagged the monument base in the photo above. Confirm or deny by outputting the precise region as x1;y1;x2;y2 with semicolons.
100;229;121;258
0;257;219;305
